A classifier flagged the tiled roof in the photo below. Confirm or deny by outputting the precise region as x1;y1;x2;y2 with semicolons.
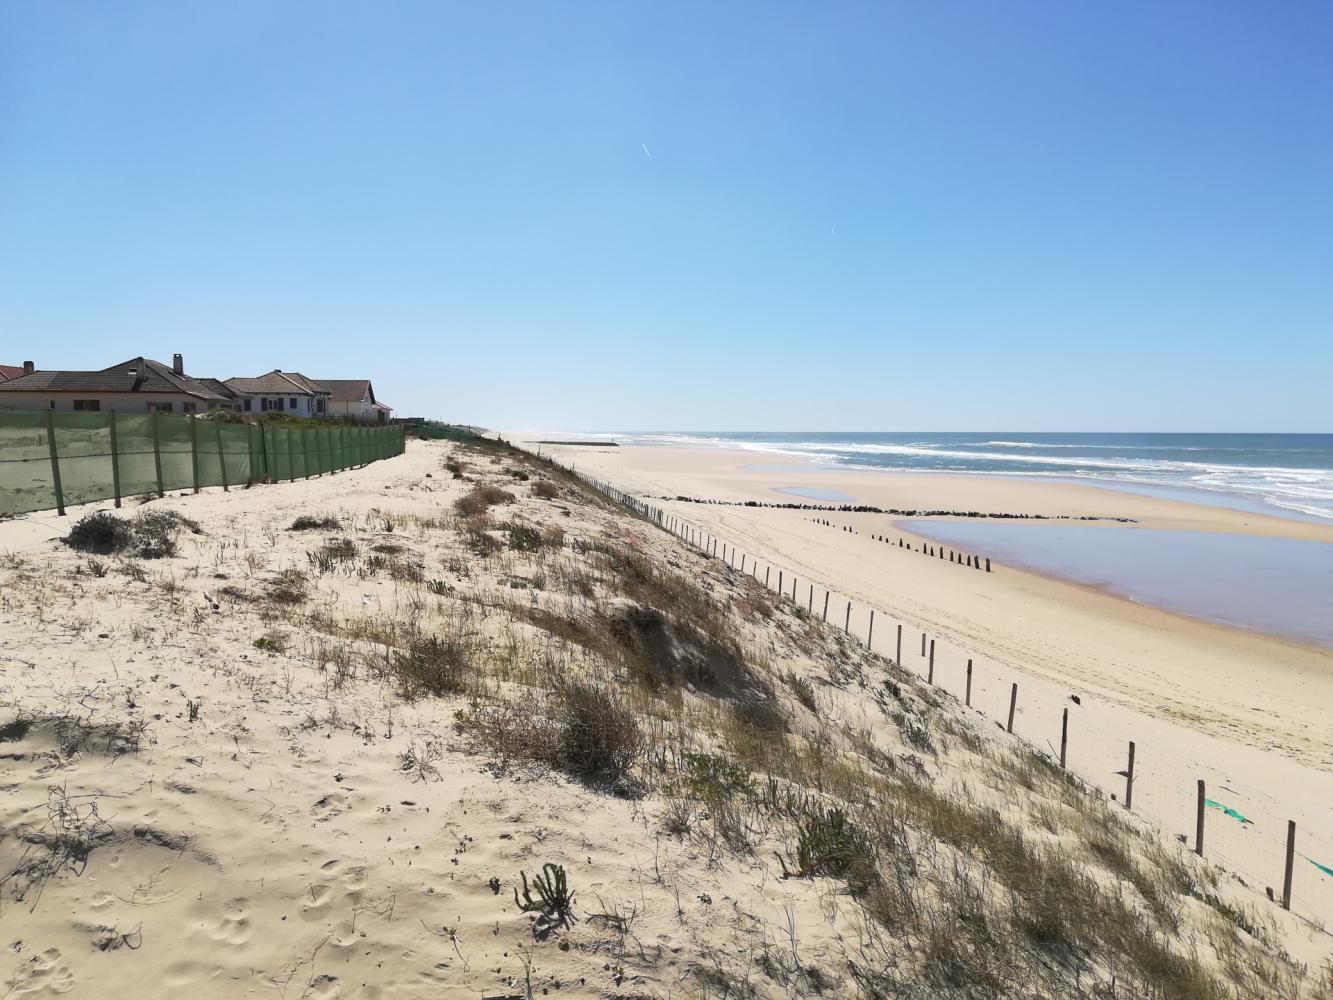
225;371;332;395
318;379;374;404
195;377;245;399
372;401;393;411
0;365;25;382
0;357;226;401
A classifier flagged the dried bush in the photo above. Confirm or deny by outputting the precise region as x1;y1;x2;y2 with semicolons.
288;514;340;531
454;485;516;516
558;682;644;786
265;568;311;605
532;480;559;500
391;634;471;699
65;513;134;555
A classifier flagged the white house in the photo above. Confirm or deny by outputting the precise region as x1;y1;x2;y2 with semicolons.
224;370;332;417
0;355;236;413
318;379;393;424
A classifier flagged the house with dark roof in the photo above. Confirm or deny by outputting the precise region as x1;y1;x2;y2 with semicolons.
318;379;393;424
0;355;235;413
0;362;31;383
224;370;332;417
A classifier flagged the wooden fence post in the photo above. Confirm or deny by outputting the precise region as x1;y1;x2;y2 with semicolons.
868;610;875;648
779;570;783;594
1122;741;1135;809
1196;780;1206;856
1007;683;1018;733
189;417;200;493
1282;821;1296;911
823;592;829;622
792;576;798;602
808;585;813;613
921;632;926;656
844;602;851;633
965;659;973;706
765;567;770;587
108;410;122;508
1060;708;1069;768
896;625;902;666
151;410;165;498
45;409;66;516
927;639;935;683
215;420;229;491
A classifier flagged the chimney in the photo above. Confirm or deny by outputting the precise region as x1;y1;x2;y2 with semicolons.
22;361;34;374
173;353;184;376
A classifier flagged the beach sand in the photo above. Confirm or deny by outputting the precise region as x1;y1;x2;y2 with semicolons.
2;437;1330;996
523;440;1333;906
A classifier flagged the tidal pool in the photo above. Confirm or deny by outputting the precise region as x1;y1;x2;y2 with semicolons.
901;520;1333;647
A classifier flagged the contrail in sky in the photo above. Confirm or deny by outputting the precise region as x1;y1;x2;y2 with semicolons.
641;143;653;160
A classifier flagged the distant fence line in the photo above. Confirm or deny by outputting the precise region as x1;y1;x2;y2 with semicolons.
535;452;1333;930
0;410;405;517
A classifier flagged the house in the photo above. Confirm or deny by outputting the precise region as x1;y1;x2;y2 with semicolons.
319;379;393;424
224;370;332;417
0;355;231;413
0;362;31;382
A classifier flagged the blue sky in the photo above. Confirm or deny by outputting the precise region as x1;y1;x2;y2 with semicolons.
2;2;1329;430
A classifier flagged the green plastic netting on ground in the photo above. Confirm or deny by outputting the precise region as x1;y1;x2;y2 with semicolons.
0;411;405;516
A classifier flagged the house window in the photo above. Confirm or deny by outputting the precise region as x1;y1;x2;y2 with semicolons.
316;398;325;414
182;402;197;414
73;400;101;411
147;402;173;413
290;397;298;410
243;399;252;412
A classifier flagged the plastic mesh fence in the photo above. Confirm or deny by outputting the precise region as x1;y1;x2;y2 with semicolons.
0;411;404;516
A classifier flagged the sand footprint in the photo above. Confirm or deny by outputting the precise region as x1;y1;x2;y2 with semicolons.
205;898;251;945
6;948;76;996
310;792;350;821
299;883;334;921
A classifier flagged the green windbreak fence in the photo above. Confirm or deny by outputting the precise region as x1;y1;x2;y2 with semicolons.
0;411;405;517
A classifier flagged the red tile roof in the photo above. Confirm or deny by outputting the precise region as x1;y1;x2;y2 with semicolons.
0;365;25;382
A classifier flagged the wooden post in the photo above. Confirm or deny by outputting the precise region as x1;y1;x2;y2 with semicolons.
260;424;271;481
1282;821;1296;911
965;659;973;706
45;409;66;516
108;411;122;508
928;640;935;683
189;417;200;493
921;632;926;656
792;576;798;602
868;610;875;648
822;591;829;622
765;567;770;587
844;602;851;633
1125;742;1135;810
779;570;783;594
896;624;902;666
1060;708;1068;768
151;410;165;497
1196;780;1206;856
808;585;813;613
1006;683;1018;733
215;420;229;491
986;557;991;572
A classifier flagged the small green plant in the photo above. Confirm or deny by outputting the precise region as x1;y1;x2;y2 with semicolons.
513;863;577;934
84;557;109;578
784;807;877;889
426;579;450;595
253;634;285;654
391;634;470;699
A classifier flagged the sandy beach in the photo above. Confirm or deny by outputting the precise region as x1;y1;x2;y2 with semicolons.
522;439;1333;918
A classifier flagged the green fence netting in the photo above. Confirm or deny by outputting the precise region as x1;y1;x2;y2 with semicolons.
0;411;405;517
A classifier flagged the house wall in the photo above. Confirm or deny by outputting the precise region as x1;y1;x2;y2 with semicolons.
0;392;217;413
327;399;373;420
239;395;327;417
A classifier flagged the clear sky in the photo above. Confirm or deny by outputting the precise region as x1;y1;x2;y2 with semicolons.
2;3;1329;431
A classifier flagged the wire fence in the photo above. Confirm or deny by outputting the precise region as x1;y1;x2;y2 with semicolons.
0;410;406;517
550;460;1333;930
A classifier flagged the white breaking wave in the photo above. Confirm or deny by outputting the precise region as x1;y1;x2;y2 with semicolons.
613;432;1333;521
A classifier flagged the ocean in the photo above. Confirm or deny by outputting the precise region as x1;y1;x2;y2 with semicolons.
607;432;1333;522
